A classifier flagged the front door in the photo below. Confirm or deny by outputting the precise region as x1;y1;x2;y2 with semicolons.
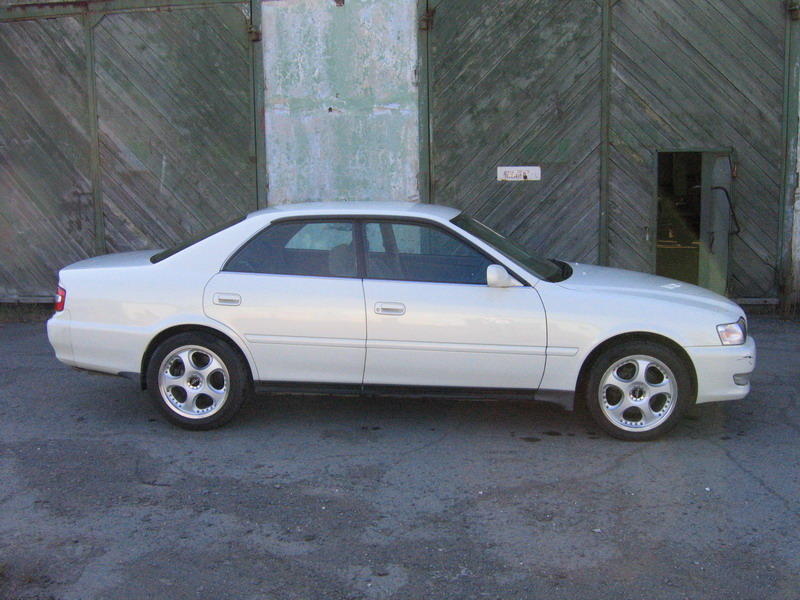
360;220;548;390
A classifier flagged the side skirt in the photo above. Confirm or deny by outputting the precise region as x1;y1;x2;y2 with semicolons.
253;381;575;411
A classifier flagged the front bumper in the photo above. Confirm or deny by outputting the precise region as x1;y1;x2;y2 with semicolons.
687;336;756;404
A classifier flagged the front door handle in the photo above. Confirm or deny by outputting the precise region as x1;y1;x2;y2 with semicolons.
213;293;241;306
375;302;405;316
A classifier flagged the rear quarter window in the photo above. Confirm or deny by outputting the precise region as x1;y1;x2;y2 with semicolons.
150;217;245;264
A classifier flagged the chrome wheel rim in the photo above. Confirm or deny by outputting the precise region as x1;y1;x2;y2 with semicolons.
158;345;229;419
598;354;677;432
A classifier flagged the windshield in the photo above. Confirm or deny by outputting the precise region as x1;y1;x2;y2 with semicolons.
452;214;569;283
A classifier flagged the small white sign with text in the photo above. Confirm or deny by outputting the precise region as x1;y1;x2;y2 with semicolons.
497;166;541;181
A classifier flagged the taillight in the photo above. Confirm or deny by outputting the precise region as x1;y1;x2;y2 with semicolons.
54;286;66;312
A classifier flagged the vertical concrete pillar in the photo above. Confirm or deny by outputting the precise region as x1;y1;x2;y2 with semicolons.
261;0;420;205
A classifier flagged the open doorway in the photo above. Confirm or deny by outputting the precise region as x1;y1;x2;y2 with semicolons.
656;151;734;294
656;153;702;284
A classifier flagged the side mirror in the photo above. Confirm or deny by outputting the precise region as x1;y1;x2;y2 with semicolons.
487;264;522;288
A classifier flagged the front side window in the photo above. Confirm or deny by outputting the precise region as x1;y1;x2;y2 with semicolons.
452;215;567;282
364;221;492;284
225;220;357;278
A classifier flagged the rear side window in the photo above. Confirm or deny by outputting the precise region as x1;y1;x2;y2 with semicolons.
224;220;357;278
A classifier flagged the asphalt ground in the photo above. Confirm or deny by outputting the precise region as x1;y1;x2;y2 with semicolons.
1;314;798;600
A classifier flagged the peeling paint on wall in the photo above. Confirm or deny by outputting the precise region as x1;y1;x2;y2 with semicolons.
262;0;419;205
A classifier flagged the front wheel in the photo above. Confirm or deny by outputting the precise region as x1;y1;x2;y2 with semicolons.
146;333;248;430
583;340;695;441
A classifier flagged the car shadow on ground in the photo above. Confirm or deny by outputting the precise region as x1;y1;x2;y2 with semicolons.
225;390;718;444
77;368;752;444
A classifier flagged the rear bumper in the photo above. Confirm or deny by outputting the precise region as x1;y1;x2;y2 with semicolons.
47;312;75;366
48;312;146;376
687;337;756;404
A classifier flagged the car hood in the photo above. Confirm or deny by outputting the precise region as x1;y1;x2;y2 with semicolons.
558;263;742;313
61;250;158;271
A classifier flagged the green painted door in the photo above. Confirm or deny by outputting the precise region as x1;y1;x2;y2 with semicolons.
94;5;258;253
0;1;262;301
426;0;787;298
611;0;785;296
425;0;603;265
0;17;94;302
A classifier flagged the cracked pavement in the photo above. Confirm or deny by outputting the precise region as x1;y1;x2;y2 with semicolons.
1;315;798;599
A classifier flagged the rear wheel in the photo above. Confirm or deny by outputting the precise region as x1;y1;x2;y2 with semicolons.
583;340;694;441
146;333;248;430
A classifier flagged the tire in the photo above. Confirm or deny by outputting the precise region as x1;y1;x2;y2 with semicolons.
582;340;695;441
146;332;249;430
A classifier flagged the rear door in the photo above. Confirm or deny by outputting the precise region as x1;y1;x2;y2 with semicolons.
204;219;366;384
361;219;547;390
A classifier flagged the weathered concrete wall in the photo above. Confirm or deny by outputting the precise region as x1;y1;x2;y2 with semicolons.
262;0;419;205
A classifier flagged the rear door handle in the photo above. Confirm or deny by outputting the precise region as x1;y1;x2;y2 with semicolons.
213;293;241;306
375;302;405;316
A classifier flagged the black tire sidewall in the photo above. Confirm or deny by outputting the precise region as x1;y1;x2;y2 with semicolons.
146;332;248;430
584;340;694;441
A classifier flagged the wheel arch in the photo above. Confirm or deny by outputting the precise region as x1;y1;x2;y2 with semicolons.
576;332;698;400
139;324;254;391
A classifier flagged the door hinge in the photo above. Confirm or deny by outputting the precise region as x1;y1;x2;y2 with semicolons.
419;9;435;31
248;25;261;42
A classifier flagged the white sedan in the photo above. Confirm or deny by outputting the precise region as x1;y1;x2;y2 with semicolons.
47;202;755;440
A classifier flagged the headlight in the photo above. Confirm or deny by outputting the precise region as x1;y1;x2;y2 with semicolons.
717;317;747;345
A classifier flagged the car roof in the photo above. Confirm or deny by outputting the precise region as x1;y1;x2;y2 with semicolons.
246;201;461;222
